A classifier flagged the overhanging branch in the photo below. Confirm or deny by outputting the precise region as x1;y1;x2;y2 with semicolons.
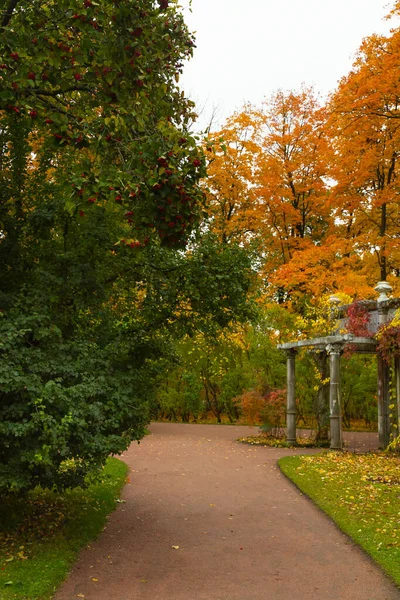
1;0;20;28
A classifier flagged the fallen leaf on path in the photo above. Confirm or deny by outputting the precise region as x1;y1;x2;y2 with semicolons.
91;578;99;582
171;545;180;550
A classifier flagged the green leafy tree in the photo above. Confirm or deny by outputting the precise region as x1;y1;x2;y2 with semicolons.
157;367;203;422
0;0;257;492
0;0;205;253
154;310;288;425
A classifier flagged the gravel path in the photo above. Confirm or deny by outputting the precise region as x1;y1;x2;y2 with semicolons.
54;423;400;600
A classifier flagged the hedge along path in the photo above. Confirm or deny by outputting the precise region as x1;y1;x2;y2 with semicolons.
53;423;400;600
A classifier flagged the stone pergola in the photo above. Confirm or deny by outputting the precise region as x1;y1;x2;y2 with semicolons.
278;281;400;450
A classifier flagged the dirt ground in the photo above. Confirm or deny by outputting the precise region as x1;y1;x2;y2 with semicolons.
53;423;400;600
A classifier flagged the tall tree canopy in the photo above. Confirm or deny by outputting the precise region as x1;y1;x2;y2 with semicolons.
0;0;255;492
327;31;400;284
205;88;332;303
206;11;400;304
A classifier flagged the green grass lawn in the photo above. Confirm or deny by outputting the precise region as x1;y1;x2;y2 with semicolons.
0;457;128;600
279;452;400;587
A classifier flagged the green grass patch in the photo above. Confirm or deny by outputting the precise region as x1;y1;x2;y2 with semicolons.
279;452;400;586
0;457;128;600
238;435;329;448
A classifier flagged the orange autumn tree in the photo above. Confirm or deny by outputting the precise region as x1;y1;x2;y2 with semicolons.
205;43;400;307
251;88;331;300
273;13;400;301
274;238;375;302
325;26;400;295
205;89;334;303
204;111;261;245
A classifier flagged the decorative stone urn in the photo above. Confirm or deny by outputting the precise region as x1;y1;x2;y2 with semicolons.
375;281;393;303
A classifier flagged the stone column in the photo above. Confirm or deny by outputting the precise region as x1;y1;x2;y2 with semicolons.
377;358;391;449
315;351;329;441
395;356;400;442
375;281;392;449
327;343;343;450
285;349;297;445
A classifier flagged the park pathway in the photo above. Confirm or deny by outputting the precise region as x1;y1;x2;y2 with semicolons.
54;423;400;600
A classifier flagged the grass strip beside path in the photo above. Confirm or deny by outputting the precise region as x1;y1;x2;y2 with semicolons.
0;457;128;600
279;452;400;587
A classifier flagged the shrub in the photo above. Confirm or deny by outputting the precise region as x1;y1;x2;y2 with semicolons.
260;388;287;436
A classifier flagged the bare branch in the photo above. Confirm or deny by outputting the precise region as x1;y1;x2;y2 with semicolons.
26;85;95;98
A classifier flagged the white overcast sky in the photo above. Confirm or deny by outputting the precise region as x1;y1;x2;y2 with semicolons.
178;0;397;131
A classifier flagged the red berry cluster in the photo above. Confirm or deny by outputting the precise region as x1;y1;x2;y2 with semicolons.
120;238;149;249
